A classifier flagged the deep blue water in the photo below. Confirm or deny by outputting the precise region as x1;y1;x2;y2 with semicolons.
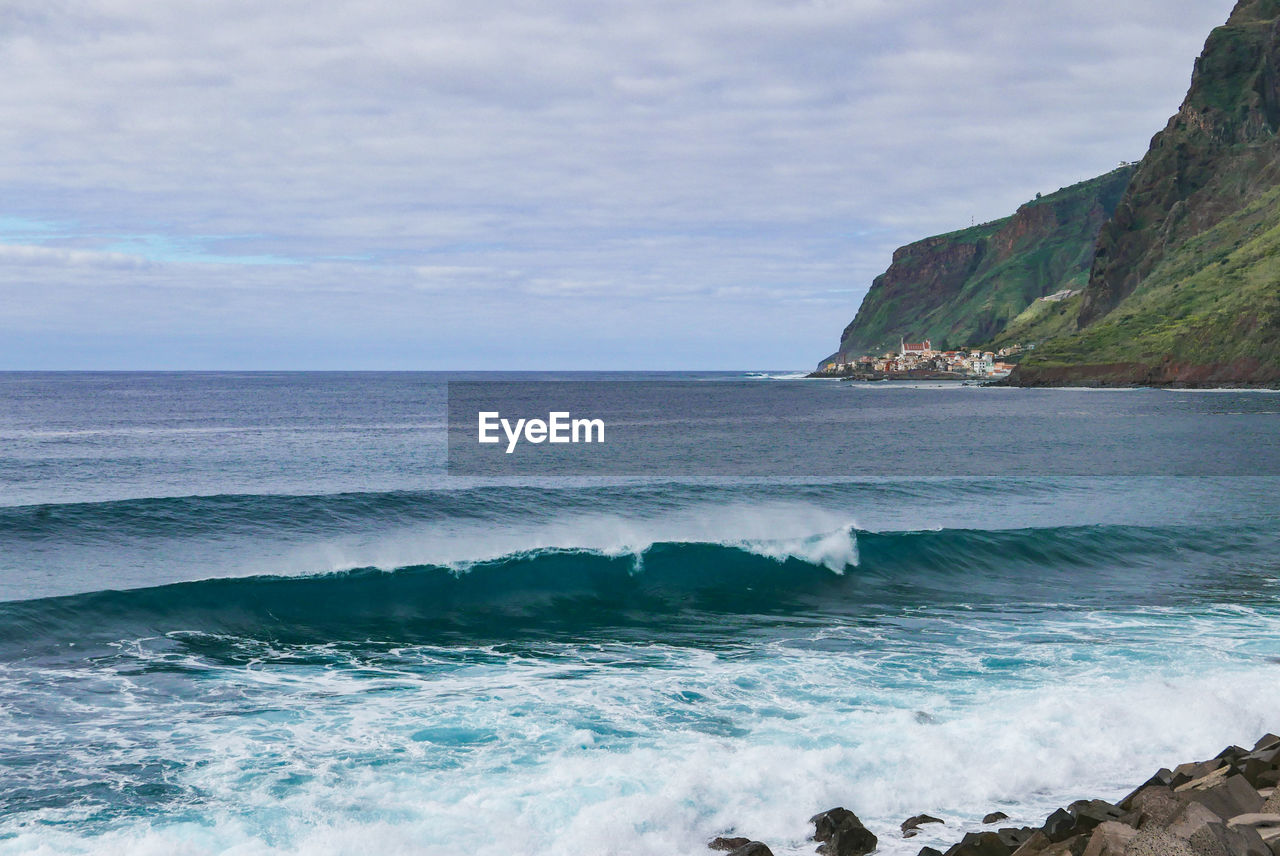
0;372;1278;856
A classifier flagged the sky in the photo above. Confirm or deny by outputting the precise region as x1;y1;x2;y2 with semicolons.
0;0;1240;369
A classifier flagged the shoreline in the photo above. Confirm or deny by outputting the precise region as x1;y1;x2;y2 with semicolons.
805;369;987;382
805;368;1280;390
712;733;1280;856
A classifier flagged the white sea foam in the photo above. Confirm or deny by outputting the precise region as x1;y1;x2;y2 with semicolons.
4;608;1278;856
736;525;859;573
285;502;862;575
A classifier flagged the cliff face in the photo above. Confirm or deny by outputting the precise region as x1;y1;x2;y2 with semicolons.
1014;0;1280;386
826;168;1132;363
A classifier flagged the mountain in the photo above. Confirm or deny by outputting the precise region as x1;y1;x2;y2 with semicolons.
1010;0;1280;386
819;0;1280;386
821;167;1134;365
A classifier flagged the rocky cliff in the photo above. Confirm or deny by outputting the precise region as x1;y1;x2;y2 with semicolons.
1012;0;1280;386
824;168;1133;364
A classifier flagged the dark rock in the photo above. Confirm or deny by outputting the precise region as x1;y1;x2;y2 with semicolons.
1255;768;1280;789
1080;821;1137;856
1010;830;1049;855
904;814;946;832
1035;833;1088;856
1242;754;1280;788
917;849;944;856
821;825;878;856
944;831;1013;856
1127;785;1182;829
1166;801;1270;856
1066;799;1124;835
1216;745;1250;762
1043;808;1077;842
811;808;856;843
1243;745;1280;765
1118;770;1174;810
709;836;751;851
1253;733;1280;753
1177;769;1265;819
984;812;1010;824
1173;759;1225;785
1226;814;1280;853
995;827;1036;850
727;843;773;856
811;807;877;856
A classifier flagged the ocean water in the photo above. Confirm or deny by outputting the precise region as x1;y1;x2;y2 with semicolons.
1;372;1278;856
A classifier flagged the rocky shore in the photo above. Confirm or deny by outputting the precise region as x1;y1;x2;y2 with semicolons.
711;733;1280;856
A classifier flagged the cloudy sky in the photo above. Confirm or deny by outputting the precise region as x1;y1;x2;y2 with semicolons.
0;0;1237;369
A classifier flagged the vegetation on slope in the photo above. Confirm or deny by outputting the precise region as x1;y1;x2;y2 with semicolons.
827;167;1132;362
1014;0;1280;385
1013;182;1280;384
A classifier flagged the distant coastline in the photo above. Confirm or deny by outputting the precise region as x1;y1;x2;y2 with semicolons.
812;1;1280;389
805;368;970;382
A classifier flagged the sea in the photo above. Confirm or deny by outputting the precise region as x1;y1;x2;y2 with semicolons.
1;371;1278;856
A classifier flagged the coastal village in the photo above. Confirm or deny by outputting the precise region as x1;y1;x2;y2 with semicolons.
815;338;1023;380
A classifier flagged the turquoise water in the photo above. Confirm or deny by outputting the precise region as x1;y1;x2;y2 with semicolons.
0;373;1278;855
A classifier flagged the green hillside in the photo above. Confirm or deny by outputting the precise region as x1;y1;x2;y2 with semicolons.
1013;0;1280;386
825;167;1133;363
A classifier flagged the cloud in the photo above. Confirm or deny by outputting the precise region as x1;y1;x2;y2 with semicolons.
0;0;1239;368
0;243;154;269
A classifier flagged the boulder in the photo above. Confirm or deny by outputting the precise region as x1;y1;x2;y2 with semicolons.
1068;799;1126;834
1119;771;1174;810
812;808;857;843
1264;790;1280;814
727;843;773;856
1127;785;1182;829
1011;831;1051;856
1044;809;1079;842
961;829;1075;856
1255;769;1280;790
945;831;1015;856
997;828;1037;850
1226;812;1280;830
1037;834;1089;856
1173;761;1227;788
984;812;1011;824
710;836;752;851
1122;829;1197;856
810;807;877;856
1178;771;1265;821
918;849;945;856
1177;767;1233;793
1244;759;1280;790
1240;747;1280;789
1243;747;1280;766
1164;801;1270;856
1164;802;1231;856
904;814;946;832
1253;735;1280;754
1081;821;1138;856
1226;814;1280;851
822;825;878;856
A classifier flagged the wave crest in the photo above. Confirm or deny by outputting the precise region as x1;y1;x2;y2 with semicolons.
0;522;1240;652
